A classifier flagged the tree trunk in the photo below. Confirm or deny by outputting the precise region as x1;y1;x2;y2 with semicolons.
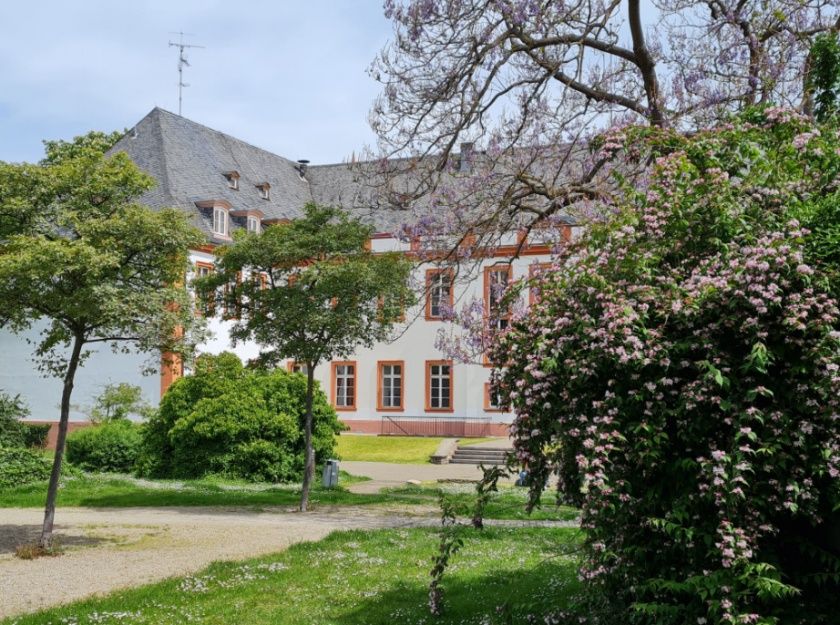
39;332;84;549
299;365;316;512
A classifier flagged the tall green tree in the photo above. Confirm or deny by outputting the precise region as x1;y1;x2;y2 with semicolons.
198;204;415;511
86;382;152;423
0;131;204;547
808;33;840;121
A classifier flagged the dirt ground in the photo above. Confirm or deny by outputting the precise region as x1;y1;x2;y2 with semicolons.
0;505;437;619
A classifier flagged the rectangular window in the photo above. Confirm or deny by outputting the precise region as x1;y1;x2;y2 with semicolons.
247;216;261;234
194;262;215;316
213;207;228;237
222;272;241;320
528;263;551;305
378;294;406;322
484;382;505;412
426;360;453;412
425;269;453;320
484;265;511;320
378;361;404;411
332;362;356;410
287;361;309;376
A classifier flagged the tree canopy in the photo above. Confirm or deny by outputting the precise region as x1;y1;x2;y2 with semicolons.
198;203;415;509
201;204;414;367
0;130;204;546
368;1;839;253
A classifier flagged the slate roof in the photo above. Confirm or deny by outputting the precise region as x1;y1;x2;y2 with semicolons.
111;107;576;240
111;108;317;240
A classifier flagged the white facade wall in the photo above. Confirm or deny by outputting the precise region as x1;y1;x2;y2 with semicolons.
0;232;570;428
188;234;562;430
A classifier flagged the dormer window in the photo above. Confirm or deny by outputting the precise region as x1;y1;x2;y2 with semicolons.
223;171;240;190
256;182;270;200
247;216;261;234
213;206;229;237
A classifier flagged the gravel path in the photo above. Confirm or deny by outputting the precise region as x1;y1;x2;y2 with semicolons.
341;460;514;494
0;505;438;619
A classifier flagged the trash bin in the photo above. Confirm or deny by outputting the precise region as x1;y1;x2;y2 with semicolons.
322;459;339;488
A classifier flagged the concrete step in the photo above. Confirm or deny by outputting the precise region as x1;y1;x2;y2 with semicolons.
449;445;509;465
454;451;507;458
453;448;508;456
449;457;506;465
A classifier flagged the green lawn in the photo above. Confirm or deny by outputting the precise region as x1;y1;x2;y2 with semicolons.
0;473;372;509
0;474;579;521
3;527;583;625
334;434;499;463
335;434;446;463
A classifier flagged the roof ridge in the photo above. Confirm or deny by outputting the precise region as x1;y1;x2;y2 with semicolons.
150;106;300;166
150;109;174;205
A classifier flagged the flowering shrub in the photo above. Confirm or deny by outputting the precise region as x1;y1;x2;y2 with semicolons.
491;111;840;624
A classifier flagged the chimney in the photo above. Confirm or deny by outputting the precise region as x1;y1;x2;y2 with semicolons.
297;159;310;178
459;142;474;173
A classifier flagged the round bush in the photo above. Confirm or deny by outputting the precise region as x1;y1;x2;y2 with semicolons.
65;420;142;473
0;447;54;488
137;352;342;482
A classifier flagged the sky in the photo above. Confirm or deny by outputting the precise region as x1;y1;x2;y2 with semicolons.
0;0;392;165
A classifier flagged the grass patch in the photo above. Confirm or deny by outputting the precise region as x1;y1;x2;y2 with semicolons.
334;434;501;463
0;474;579;522
0;472;374;509
335;434;445;463
383;483;580;522
13;540;63;560
3;527;582;625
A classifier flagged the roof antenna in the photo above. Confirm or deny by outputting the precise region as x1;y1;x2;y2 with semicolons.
168;31;205;116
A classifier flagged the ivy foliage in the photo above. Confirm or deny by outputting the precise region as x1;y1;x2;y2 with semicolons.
494;110;840;624
0;448;56;489
0;391;32;448
137;353;343;483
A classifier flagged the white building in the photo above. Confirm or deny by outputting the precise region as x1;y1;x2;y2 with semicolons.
1;108;572;436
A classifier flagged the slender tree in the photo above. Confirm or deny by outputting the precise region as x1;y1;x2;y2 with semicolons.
197;204;415;511
0;132;204;547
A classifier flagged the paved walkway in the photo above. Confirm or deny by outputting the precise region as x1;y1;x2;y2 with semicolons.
341;460;514;493
0;505;438;619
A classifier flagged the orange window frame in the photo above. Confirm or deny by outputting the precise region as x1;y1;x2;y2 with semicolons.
286;360;309;375
222;271;242;320
528;262;551;305
425;360;454;413
483;264;512;318
483;382;505;412
425;268;454;320
378;295;406;323
377;360;405;412
194;261;215;317
331;361;357;411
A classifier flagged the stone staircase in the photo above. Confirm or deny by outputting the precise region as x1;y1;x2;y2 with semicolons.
449;445;509;465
